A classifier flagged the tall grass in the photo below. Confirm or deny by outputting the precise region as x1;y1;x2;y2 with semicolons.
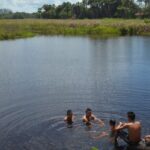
0;19;150;40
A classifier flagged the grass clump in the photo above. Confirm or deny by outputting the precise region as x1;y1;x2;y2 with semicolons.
0;19;150;40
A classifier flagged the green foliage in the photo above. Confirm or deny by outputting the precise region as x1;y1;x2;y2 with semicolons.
0;0;150;19
0;9;36;19
115;0;140;18
143;5;150;18
36;0;140;19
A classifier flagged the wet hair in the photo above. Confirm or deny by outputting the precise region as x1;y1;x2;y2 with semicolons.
109;119;116;126
85;108;92;114
127;112;135;121
67;110;72;116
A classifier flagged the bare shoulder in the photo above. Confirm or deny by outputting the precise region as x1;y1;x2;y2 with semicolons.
82;115;86;119
126;122;136;126
128;121;141;127
135;121;141;124
82;115;87;121
64;116;67;121
135;121;141;127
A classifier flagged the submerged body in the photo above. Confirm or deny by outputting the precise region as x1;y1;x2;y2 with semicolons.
64;110;75;127
93;120;117;143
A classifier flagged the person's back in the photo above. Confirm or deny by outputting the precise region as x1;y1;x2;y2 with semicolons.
115;112;141;146
128;121;141;143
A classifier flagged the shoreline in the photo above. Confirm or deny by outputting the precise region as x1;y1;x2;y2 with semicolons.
0;19;150;40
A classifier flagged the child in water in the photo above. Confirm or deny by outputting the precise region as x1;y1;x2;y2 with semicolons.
93;119;118;143
64;110;75;128
82;108;104;128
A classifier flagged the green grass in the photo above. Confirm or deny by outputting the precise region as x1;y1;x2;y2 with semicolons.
91;147;99;150
144;19;150;24
0;19;150;40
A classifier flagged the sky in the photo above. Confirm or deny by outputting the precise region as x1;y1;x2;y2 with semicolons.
0;0;81;13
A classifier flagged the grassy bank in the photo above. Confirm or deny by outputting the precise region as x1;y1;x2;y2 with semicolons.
0;19;150;40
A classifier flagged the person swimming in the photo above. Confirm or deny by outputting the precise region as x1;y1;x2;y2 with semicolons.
82;108;104;127
64;110;74;128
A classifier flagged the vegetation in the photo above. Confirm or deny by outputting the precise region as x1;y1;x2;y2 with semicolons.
0;0;150;40
0;9;36;19
0;19;150;40
37;0;140;19
91;147;99;150
0;0;150;19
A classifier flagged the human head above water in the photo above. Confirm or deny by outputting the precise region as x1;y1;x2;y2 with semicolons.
127;112;135;121
67;110;73;116
109;119;116;127
85;108;92;116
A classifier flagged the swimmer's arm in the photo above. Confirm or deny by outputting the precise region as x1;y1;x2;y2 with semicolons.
115;123;128;131
93;116;105;127
92;131;109;140
98;119;105;127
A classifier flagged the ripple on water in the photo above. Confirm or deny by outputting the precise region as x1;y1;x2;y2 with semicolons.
0;110;128;150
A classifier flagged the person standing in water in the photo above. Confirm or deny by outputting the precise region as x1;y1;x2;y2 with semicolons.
82;108;104;127
115;112;141;146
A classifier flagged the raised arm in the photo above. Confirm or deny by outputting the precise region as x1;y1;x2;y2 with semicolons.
115;122;128;131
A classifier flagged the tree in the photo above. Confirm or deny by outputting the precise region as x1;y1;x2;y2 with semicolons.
115;0;139;18
1;0;149;19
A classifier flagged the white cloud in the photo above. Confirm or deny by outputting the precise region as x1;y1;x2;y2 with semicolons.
0;0;81;12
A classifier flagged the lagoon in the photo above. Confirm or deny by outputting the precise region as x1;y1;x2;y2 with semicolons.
0;36;150;150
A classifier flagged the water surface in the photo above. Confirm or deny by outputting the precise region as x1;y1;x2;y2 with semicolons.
0;36;150;150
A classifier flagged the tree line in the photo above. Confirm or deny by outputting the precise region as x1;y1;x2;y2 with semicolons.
0;9;36;19
0;0;150;19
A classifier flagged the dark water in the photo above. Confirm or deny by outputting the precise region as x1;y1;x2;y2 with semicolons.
0;36;150;150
